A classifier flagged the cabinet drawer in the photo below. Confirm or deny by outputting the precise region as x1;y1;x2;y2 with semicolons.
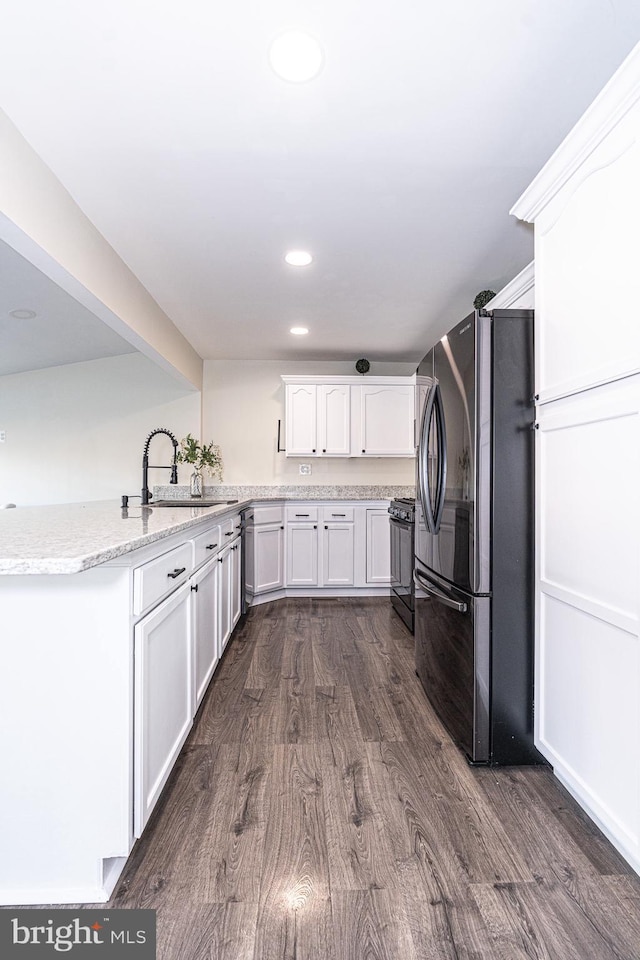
322;505;354;522
192;524;222;567
221;513;241;541
252;504;284;525
286;505;319;522
133;542;193;616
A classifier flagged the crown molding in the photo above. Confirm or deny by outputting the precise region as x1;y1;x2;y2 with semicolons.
511;42;640;224
484;261;534;310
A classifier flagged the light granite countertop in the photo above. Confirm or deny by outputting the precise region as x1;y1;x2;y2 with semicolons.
0;499;248;576
154;483;415;502
0;485;414;576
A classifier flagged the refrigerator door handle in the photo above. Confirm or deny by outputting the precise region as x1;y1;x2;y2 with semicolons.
418;384;438;533
418;387;435;533
432;383;447;533
418;383;447;535
414;568;468;613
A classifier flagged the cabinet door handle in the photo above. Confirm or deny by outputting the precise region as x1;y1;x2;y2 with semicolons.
236;524;241;529
332;513;346;517
167;567;186;579
191;584;198;592
206;543;218;550
231;545;237;551
314;525;317;529
362;449;366;453
322;448;326;452
225;531;233;536
280;525;284;530
324;524;328;529
312;448;316;453
295;513;309;517
217;557;224;563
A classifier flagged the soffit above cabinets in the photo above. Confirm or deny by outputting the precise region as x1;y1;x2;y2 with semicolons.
0;240;137;377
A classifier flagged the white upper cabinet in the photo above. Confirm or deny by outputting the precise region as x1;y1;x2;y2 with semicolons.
511;45;640;402
318;383;351;455
355;383;415;456
285;382;317;454
282;375;415;458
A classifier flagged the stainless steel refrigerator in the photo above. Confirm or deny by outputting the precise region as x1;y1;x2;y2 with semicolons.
414;308;541;764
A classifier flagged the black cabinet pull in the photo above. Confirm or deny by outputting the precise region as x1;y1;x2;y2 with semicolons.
280;525;284;530
295;513;309;517
332;513;346;517
206;543;218;550
217;557;224;563
191;584;198;592
225;531;233;536
314;525;317;529
324;525;328;529
312;448;316;453
167;567;186;579
362;449;366;453
236;524;241;529
322;448;326;452
231;545;237;551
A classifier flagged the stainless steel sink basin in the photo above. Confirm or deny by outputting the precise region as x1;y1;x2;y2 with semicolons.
150;499;238;507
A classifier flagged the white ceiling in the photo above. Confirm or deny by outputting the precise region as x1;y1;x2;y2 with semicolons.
1;2;639;367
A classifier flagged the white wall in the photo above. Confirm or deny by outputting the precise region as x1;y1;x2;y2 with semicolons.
0;352;200;505
203;359;416;486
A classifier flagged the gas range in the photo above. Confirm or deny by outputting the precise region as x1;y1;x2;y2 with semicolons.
388;497;416;524
388;497;416;633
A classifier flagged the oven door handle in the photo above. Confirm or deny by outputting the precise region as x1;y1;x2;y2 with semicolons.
413;568;467;613
389;516;412;529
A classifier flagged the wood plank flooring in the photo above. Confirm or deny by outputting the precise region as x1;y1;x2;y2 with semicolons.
109;597;640;959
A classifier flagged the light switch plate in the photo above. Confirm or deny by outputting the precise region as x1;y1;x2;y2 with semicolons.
299;463;312;475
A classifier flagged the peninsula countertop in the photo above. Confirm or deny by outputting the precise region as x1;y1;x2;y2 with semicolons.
0;499;249;575
0;485;413;576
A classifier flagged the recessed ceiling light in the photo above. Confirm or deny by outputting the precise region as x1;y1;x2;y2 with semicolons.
290;326;309;336
9;308;37;319
285;250;313;266
269;30;324;83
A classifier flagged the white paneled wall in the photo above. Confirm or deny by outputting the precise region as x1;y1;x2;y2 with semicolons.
513;42;640;874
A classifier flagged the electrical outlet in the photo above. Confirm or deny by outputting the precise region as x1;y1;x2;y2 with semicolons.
0;431;5;443
299;463;312;476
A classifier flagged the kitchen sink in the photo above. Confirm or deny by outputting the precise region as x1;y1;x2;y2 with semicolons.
150;499;239;507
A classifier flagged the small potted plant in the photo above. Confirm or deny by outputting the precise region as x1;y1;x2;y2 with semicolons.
177;434;224;498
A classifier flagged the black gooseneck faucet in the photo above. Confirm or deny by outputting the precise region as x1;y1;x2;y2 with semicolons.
141;428;179;505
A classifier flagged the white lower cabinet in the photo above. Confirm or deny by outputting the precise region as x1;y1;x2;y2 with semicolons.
218;538;242;654
230;540;242;629
245;504;285;598
366;509;391;584
134;580;193;837
134;514;242;839
286;521;319;586
192;555;220;709
322;521;355;586
250;523;284;592
283;502;390;591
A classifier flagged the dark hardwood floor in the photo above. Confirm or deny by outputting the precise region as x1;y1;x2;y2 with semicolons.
109;598;640;959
